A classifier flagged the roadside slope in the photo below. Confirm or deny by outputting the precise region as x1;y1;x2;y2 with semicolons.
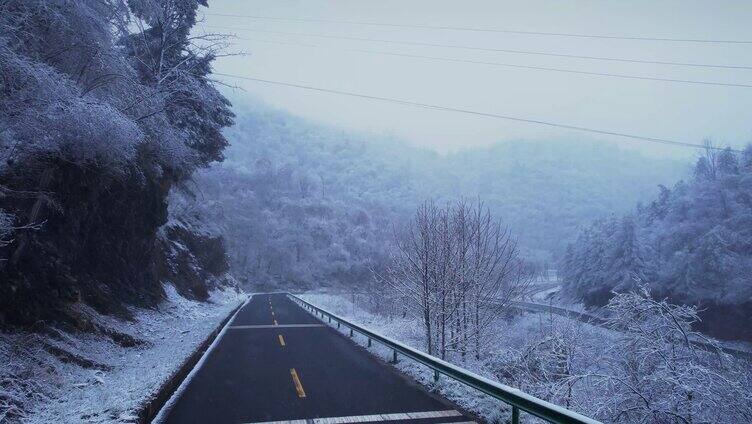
0;285;244;423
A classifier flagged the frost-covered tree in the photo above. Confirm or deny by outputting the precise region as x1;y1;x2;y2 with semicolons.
594;287;752;423
494;316;600;413
607;217;650;292
193;163;391;291
0;0;233;324
377;200;531;359
562;143;752;340
122;0;234;170
492;288;752;423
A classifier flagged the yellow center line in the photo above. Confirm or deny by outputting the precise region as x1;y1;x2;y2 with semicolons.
290;368;306;398
278;334;286;346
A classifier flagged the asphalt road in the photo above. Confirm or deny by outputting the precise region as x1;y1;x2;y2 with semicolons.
158;293;474;424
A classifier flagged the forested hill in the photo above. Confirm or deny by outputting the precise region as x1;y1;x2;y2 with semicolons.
197;98;685;289
562;145;752;341
438;141;687;260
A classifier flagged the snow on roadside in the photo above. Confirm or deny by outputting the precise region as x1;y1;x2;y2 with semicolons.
299;293;621;424
298;293;511;423
0;284;245;424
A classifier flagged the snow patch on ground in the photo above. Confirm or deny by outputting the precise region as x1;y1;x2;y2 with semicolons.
0;285;244;423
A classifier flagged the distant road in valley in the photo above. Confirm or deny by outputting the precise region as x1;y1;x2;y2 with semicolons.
506;300;752;360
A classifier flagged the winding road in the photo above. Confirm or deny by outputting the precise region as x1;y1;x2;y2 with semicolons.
156;293;475;424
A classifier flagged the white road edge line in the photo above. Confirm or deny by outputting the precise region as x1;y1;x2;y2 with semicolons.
244;409;461;424
229;324;325;329
152;293;253;423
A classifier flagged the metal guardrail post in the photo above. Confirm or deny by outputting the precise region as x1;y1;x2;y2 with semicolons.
392;349;398;363
512;406;520;424
434;370;440;382
368;337;372;347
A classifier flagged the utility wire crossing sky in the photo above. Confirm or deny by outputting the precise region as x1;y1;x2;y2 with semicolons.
207;25;752;74
211;28;752;89
203;0;752;157
215;72;741;152
203;12;752;44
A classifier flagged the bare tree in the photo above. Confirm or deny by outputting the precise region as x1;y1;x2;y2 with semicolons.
376;201;440;354
376;199;530;360
466;199;530;359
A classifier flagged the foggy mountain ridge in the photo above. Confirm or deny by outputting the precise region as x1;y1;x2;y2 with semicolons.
197;95;688;290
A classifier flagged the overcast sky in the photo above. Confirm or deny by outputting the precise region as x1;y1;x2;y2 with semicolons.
200;0;752;158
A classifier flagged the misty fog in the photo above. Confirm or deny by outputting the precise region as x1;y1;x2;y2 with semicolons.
1;1;751;423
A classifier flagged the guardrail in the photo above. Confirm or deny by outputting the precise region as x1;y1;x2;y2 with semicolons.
287;293;601;424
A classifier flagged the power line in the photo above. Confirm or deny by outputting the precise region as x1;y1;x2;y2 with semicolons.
366;48;752;72
228;36;752;89
236;37;319;48
212;72;740;152
204;12;752;45
347;49;752;89
207;25;752;72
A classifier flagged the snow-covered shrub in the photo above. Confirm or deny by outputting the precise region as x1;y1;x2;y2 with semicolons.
593;287;752;423
0;333;52;421
0;46;142;174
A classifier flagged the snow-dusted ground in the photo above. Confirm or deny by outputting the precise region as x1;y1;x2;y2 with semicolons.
0;285;245;423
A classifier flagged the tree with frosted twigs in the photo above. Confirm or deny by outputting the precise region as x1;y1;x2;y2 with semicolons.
378;201;441;355
375;199;531;360
592;286;752;423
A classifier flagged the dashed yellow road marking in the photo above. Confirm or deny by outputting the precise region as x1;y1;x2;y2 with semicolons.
278;334;286;346
290;368;306;398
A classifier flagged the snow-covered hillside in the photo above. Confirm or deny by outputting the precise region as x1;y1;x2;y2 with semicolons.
0;286;244;423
